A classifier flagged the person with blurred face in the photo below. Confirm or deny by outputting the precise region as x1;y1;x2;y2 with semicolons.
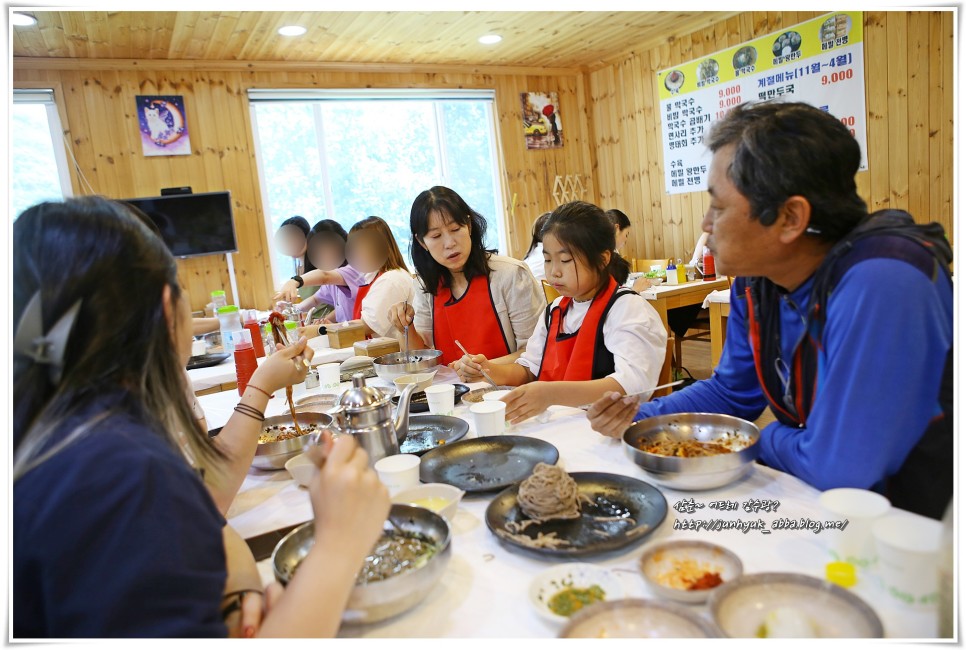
274;216;318;300
387;186;545;381
280;220;366;324
587;101;952;520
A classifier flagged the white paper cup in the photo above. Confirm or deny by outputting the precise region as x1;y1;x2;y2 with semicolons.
374;454;421;495
470;400;506;436
191;339;206;356
818;488;891;570
317;363;341;391
873;514;943;610
482;389;512;402
424;383;456;416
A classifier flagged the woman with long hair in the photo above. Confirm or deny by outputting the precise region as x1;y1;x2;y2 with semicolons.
388;186;544;380
14;197;389;637
292;219;367;323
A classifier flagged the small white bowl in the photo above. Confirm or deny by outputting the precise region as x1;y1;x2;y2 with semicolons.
284;453;317;487
482;389;512;402
391;483;465;521
639;540;743;604
393;370;438;393
529;563;625;625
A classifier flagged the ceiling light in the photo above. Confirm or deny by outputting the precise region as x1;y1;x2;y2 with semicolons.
12;12;38;27
278;25;307;36
478;34;502;45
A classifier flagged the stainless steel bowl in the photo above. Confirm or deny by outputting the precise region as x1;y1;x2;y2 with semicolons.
254;412;332;471
373;349;443;381
271;504;452;624
622;412;760;490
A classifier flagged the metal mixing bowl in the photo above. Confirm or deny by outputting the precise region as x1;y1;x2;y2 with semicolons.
373;349;443;381
622;413;760;490
271;504;452;624
254;412;332;471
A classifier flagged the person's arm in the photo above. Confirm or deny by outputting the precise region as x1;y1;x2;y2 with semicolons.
193;317;220;336
758;259;952;490
274;269;348;303
588;282;768;438
203;339;314;513
296;294;321;313
360;270;414;339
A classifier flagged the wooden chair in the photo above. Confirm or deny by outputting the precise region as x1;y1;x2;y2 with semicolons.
541;280;561;304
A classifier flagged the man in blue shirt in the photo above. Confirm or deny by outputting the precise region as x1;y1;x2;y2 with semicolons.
589;101;953;520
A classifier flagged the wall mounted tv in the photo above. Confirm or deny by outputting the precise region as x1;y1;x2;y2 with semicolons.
120;191;238;258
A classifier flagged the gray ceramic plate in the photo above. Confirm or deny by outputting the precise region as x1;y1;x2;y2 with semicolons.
418;435;559;493
485;472;667;559
399;415;469;456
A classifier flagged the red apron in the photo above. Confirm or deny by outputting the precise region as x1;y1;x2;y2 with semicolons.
433;274;510;365
537;277;619;382
351;271;381;334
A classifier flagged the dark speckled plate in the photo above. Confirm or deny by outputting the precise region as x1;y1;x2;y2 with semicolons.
418;435;559;493
398;415;469;456
485;472;667;559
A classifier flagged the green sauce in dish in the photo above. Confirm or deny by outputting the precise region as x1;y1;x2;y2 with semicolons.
547;585;606;617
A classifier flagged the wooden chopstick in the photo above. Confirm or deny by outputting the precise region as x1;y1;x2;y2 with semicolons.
577;380;686;410
454;339;498;387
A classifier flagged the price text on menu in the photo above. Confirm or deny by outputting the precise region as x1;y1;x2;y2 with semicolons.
657;11;868;194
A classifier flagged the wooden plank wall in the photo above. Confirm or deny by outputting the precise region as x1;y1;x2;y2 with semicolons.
12;64;595;310
587;10;955;263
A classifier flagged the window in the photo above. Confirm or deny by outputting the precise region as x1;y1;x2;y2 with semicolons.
11;89;72;218
249;90;504;286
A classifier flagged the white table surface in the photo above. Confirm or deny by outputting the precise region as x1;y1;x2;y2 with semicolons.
197;374;940;639
188;336;355;393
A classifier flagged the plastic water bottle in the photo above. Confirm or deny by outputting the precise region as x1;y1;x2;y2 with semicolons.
232;329;258;397
210;290;228;309
216;305;243;353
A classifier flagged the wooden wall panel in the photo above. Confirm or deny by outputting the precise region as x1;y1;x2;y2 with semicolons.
13;63;595;310
587;10;955;263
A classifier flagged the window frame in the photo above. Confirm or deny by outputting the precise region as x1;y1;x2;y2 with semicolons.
12;83;77;210
248;88;508;287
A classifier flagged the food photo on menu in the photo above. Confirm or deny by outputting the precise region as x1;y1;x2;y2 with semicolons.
9;7;957;642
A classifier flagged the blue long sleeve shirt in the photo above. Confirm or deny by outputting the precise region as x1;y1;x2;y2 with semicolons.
636;257;953;493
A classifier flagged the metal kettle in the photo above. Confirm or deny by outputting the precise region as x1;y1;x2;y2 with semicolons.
326;373;418;465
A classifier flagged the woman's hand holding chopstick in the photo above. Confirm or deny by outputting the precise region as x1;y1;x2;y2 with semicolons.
250;336;314;393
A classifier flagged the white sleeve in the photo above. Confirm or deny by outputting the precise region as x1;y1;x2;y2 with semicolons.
411;276;434;347
515;298;555;375
361;270;415;339
601;293;668;394
500;262;546;350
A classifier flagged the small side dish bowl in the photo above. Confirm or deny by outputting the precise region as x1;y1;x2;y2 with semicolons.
529;563;625;625
393;371;438;394
639;540;743;604
391;483;465;521
284;453;316;487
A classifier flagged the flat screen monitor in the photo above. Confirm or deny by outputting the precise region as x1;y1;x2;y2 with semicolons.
120;191;238;258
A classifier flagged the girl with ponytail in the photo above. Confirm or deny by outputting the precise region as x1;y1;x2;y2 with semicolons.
462;201;668;423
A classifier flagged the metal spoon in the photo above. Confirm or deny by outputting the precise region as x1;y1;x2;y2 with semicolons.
403;300;410;362
577;380;686;410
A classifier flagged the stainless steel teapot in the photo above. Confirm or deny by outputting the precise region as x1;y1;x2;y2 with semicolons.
326;373;418;465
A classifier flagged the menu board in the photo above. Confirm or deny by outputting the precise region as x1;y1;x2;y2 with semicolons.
658;11;867;194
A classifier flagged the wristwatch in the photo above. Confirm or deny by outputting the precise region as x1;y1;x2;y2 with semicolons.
290;275;304;288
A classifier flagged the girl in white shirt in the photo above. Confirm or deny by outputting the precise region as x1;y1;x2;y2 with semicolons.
470;201;667;424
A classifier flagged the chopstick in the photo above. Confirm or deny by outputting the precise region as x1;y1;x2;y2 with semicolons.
454;339;498;387
577;380;686;410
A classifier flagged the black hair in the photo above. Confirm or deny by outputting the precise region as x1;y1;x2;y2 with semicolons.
13;197;223;479
525;212;552;259
541;201;631;292
409;186;491;295
305;219;349;272
705;101;868;242
279;216;310;237
604;209;631;231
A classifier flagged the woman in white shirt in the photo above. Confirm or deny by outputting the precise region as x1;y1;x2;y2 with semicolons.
388;186;544;380
470;201;667;423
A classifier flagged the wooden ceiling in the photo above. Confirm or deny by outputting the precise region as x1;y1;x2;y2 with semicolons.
11;11;738;70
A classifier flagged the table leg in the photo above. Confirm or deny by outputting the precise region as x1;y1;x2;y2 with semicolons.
710;301;728;369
